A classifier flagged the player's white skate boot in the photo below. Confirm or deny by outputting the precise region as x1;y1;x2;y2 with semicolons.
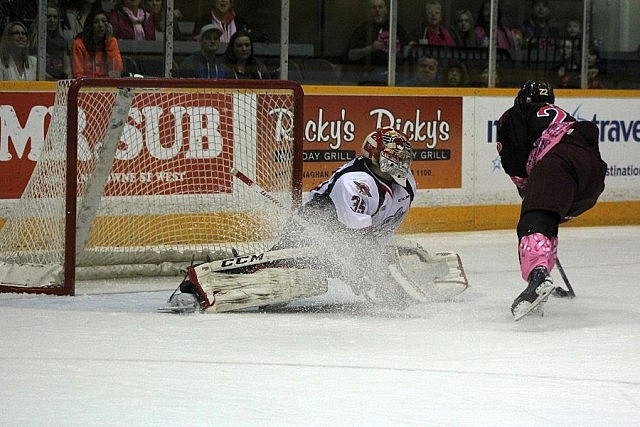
511;266;556;321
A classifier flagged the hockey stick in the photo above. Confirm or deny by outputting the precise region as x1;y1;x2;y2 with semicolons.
187;246;321;273
230;167;291;210
554;257;576;298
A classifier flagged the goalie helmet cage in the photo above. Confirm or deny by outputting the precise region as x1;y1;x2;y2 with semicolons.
0;77;304;296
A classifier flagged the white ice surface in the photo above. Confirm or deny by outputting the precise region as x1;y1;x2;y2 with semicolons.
1;226;638;426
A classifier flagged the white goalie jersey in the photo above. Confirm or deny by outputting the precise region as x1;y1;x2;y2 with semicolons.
303;156;416;244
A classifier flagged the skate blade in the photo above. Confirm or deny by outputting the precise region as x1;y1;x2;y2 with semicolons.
513;286;555;321
157;305;199;314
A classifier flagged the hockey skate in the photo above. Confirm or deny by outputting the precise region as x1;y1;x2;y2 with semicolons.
157;276;205;314
511;266;556;321
158;292;200;314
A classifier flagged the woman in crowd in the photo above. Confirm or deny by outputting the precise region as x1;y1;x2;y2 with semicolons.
71;9;123;77
0;21;37;80
223;30;269;79
418;0;455;47
451;9;477;47
109;0;155;40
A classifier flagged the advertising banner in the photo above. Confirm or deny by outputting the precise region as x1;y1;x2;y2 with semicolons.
1;87;638;211
0;91;54;198
302;94;463;191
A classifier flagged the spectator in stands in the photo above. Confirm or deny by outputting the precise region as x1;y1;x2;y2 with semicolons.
180;24;230;78
401;55;440;87
560;45;606;89
443;60;470;87
520;0;559;52
418;0;455;47
0;21;37;80
474;0;520;57
143;0;183;40
556;37;580;88
195;0;250;43
565;19;581;40
109;0;155;40
71;9;123;77
451;9;477;48
345;0;408;85
45;1;72;80
471;65;504;87
586;47;605;89
223;30;269;79
563;18;588;54
65;0;102;45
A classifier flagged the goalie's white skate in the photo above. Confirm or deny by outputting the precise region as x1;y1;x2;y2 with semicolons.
158;292;201;314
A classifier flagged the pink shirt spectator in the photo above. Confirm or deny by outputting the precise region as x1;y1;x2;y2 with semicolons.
109;0;156;40
419;0;456;46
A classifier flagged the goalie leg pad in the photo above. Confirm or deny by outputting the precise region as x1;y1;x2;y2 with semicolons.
189;266;328;313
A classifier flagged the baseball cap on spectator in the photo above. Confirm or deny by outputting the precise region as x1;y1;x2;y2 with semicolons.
200;24;223;39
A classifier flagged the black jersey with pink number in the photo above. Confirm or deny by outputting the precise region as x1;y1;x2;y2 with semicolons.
496;102;576;179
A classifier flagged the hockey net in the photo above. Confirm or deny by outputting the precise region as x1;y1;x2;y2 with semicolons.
0;78;304;295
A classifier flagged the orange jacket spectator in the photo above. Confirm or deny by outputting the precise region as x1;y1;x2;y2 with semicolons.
71;10;123;77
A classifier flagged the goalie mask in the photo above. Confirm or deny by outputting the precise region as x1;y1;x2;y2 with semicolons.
515;80;555;105
362;127;413;186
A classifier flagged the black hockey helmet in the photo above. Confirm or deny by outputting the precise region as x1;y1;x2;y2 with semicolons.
515;80;555;105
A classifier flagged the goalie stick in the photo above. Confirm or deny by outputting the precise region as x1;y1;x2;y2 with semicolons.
230;167;293;210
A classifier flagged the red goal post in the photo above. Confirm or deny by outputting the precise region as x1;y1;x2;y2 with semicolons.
0;78;304;295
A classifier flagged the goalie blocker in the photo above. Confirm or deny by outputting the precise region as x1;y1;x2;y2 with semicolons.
163;238;468;313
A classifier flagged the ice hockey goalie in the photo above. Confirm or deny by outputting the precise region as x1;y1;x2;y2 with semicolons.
161;127;468;313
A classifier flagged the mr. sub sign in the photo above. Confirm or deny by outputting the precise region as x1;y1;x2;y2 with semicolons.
0;90;296;198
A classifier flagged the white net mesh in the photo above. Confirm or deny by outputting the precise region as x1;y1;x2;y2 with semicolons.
0;79;302;290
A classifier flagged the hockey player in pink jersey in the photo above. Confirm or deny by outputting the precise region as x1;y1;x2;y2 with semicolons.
496;81;607;320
